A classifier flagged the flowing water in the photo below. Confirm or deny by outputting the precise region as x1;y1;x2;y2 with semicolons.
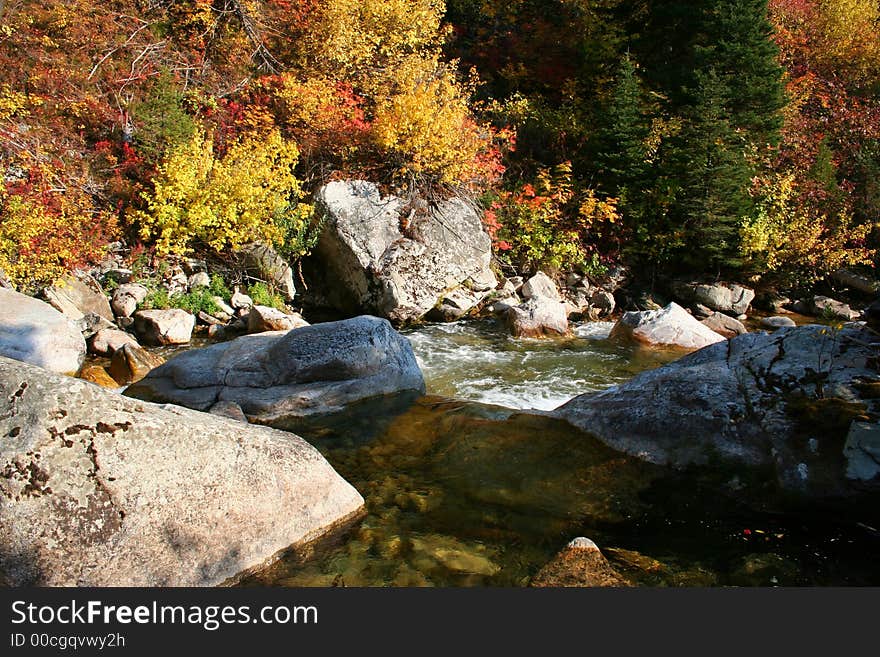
239;320;880;587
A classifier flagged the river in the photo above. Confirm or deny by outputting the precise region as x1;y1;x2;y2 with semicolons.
238;319;880;587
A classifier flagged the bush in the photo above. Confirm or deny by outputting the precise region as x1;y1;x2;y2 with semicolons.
134;128;311;256
0;181;118;292
248;282;286;310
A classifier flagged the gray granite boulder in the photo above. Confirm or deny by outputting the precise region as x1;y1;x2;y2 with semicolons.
0;355;364;586
0;289;85;375
313;180;496;324
125;315;426;423
555;324;880;497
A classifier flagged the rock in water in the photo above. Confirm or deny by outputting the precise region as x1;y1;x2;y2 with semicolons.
313;180;496;324
530;538;631;587
133;309;195;346
506;296;570;338
555;324;880;497
89;327;139;357
0;288;86;375
611;302;725;350
125;315;426;423
108;343;165;385
701;312;748;339
0;355;364;586
761;316;797;330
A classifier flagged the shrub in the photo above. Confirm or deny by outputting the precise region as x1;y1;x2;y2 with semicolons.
134;128;311;256
248;281;286;310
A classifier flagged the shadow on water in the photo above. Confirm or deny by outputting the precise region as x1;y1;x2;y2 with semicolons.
242;395;880;587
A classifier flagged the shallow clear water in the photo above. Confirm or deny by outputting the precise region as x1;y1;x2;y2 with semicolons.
239;320;880;587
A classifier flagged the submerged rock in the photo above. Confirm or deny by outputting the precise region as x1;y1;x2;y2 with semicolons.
611;302;725;350
530;537;631;587
108;343;165;385
0;288;86;375
0;355;364;586
312;180;496;324
555;324;880;497
125;315;426;423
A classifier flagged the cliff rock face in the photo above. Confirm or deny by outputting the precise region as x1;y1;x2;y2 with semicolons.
0;355;364;586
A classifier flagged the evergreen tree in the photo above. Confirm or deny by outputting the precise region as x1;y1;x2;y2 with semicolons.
676;69;754;273
694;0;786;146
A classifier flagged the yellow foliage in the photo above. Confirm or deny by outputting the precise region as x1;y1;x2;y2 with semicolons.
135;128;309;256
302;0;446;81
741;173;874;285
0;188;117;290
372;55;488;184
814;0;880;86
0;84;40;121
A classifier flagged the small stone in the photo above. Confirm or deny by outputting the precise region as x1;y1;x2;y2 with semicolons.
761;316;797;330
111;283;149;318
212;296;235;316
231;290;253;310
108;343;165;385
133;309;195;346
188;272;211;289
89;328;139;357
209;401;249;423
197;311;225;326
247;306;309;333
79;365;119;389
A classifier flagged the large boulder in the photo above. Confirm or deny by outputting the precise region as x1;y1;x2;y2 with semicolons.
611;302;726;350
313;180;496;324
673;281;755;316
0;289;86;375
125;316;426;423
42;274;114;323
236;242;297;301
0;356;364;586
133;309;195;346
506;296;570;338
554;324;880;497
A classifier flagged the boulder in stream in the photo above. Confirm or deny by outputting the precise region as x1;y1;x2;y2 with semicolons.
555;324;880;497
125;315;426;423
611;302;725;350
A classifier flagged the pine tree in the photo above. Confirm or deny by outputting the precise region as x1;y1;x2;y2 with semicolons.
676;69;754;273
598;54;649;191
